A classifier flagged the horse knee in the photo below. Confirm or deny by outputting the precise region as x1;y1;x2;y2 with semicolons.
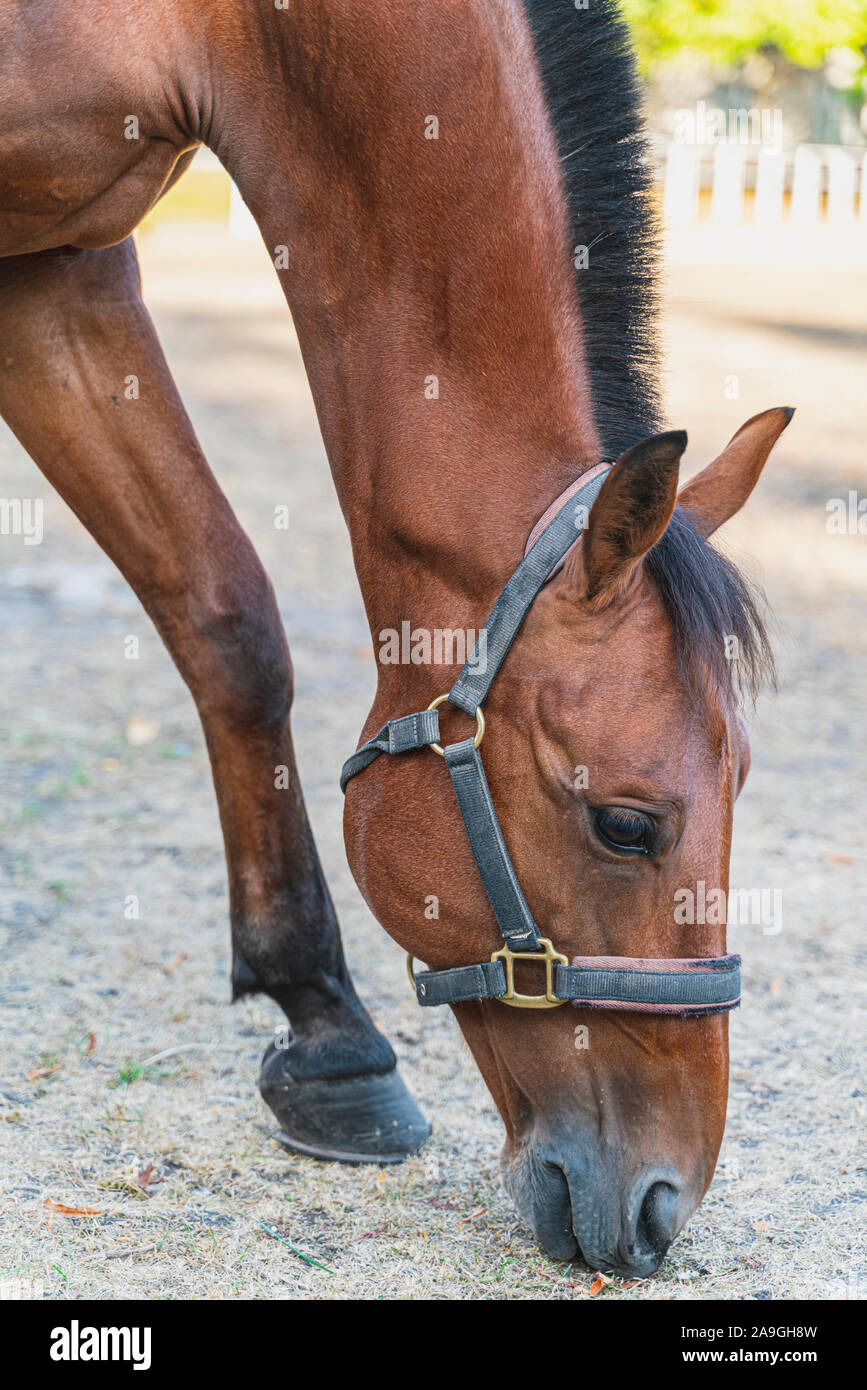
179;572;293;728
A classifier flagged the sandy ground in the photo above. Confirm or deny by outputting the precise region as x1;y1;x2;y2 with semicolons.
0;223;864;1302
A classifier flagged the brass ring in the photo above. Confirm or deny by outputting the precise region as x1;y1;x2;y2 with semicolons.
426;692;486;757
406;954;431;999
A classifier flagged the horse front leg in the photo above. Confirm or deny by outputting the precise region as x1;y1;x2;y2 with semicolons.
0;239;428;1161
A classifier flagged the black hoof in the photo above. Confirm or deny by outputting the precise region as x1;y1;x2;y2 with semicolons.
259;1041;431;1164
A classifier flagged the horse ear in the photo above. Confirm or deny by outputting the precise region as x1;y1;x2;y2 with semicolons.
565;430;686;604
677;407;794;538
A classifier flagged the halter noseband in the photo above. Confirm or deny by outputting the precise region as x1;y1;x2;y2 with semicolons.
340;467;741;1017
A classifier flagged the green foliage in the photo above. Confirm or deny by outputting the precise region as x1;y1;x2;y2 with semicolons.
621;0;867;73
110;1060;144;1087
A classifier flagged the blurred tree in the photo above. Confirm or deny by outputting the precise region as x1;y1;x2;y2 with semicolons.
621;0;867;73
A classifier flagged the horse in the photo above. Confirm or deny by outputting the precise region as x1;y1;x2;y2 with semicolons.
0;0;792;1276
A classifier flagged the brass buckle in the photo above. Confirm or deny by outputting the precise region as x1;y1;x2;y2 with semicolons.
426;693;485;758
491;937;568;1009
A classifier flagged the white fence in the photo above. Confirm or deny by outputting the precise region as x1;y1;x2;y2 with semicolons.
160;144;865;254
661;142;866;230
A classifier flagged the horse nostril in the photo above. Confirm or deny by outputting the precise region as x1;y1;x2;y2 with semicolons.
636;1180;680;1258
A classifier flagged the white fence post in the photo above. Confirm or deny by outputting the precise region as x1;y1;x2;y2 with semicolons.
791;145;822;227
827;148;856;227
754;149;785;229
711;145;745;228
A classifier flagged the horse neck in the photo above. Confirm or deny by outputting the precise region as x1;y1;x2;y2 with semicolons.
206;0;600;664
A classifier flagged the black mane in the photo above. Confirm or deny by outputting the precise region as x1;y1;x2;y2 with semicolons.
524;0;774;702
524;0;662;456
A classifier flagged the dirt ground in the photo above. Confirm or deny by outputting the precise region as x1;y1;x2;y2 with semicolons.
1;222;864;1301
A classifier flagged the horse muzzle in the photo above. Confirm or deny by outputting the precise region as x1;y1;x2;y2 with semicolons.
502;1139;690;1277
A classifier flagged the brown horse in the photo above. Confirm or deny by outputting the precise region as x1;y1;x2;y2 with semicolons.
0;0;792;1275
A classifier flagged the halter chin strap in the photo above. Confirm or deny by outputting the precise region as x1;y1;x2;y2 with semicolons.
340;466;741;1017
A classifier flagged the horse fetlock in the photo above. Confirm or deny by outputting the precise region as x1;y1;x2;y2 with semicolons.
233;941;396;1080
263;1014;396;1084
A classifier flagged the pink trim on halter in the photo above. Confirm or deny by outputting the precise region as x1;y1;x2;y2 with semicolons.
523;462;611;572
569;998;740;1015
567;953;742;1015
569;954;740;973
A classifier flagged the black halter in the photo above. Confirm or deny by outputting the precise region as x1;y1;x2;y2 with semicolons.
341;468;741;1017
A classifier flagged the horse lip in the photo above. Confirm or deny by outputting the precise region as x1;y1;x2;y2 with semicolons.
501;1146;578;1262
504;1144;683;1276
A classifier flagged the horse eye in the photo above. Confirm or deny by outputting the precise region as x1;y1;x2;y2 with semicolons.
594;808;655;855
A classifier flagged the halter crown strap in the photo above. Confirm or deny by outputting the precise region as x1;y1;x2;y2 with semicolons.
340;465;742;1018
448;465;610;714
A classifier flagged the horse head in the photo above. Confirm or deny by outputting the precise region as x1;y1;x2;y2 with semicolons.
346;407;790;1274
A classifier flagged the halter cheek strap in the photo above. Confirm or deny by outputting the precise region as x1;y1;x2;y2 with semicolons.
340;466;741;1017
